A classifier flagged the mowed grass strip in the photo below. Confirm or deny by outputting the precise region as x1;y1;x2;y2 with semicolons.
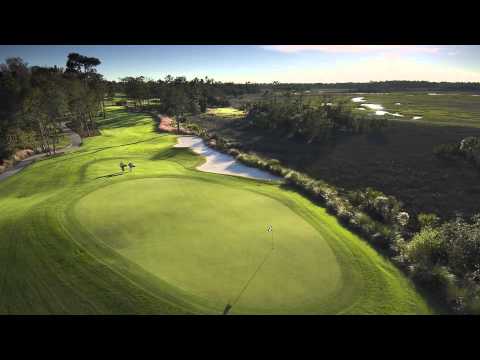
202;107;246;119
0;106;433;314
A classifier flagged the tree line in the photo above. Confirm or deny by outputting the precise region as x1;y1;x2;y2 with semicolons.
0;53;106;160
244;94;387;143
113;75;260;112
263;80;480;93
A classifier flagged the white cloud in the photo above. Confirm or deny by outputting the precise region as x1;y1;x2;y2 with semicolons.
261;45;442;54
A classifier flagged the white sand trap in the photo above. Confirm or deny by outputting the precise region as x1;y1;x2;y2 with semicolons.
358;103;405;117
395;103;401;105
175;136;282;181
361;103;384;111
352;97;366;103
412;116;423;120
390;112;404;117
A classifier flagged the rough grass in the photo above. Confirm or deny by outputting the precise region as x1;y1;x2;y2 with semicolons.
358;92;480;127
0;106;433;314
303;92;480;127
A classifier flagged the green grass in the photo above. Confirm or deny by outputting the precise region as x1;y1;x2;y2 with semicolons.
203;107;246;119
0;106;433;314
346;92;480;127
294;92;480;127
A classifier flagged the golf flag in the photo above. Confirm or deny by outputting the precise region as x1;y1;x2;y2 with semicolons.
267;225;272;232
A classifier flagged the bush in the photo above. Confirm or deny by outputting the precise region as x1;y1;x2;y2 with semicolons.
434;142;462;159
418;213;440;229
403;226;445;267
440;215;480;277
185;123;202;133
460;136;480;168
410;264;457;296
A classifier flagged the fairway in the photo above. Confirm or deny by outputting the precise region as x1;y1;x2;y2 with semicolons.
0;106;433;314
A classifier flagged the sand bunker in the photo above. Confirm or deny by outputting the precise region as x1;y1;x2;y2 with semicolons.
352;98;407;118
175;136;282;181
352;97;366;103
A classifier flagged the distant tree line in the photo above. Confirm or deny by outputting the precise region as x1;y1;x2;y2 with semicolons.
0;53;106;160
259;80;480;93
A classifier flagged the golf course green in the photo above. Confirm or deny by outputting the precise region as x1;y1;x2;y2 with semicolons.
0;106;433;314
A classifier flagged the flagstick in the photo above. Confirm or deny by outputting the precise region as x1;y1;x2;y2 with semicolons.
227;225;274;314
271;229;274;250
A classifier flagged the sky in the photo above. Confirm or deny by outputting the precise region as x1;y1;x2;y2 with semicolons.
1;45;479;83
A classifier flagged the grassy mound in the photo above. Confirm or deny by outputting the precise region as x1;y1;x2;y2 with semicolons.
0;106;432;314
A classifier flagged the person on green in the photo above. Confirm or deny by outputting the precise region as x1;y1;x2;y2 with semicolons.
128;161;136;172
120;161;127;172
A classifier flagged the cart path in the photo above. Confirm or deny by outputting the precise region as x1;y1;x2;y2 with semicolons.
0;123;82;182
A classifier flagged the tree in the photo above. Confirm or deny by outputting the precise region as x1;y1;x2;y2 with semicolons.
66;53;101;76
121;76;148;108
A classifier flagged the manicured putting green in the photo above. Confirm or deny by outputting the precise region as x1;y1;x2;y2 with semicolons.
74;177;342;314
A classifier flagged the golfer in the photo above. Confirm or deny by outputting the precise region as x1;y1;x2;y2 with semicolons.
120;161;127;172
128;161;136;172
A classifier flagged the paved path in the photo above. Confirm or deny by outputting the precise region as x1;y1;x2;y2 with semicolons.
0;123;82;182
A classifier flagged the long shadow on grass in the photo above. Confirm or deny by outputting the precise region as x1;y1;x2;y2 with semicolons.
98;114;148;129
94;172;125;180
43;137;166;168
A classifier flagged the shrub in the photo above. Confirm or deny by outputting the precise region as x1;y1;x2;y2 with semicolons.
410;264;457;296
418;213;440;229
403;226;445;267
459;136;480;168
396;212;410;227
440;215;480;277
185;123;202;133
433;142;461;159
